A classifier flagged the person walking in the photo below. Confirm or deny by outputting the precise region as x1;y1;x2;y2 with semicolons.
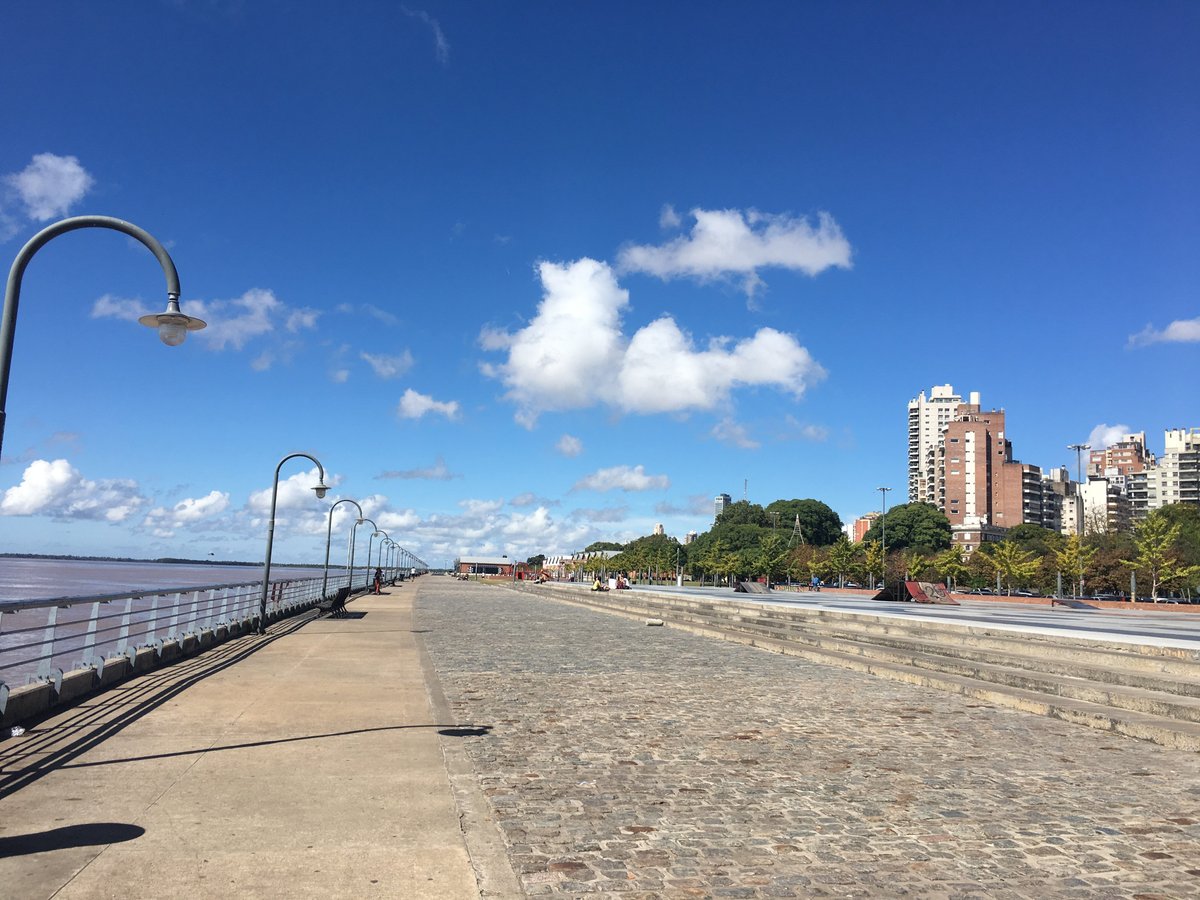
373;567;383;595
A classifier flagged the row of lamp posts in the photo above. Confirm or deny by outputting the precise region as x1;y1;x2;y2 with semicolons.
0;215;424;636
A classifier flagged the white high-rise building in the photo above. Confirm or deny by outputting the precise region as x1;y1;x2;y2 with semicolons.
714;493;732;519
1146;428;1200;510
907;384;974;507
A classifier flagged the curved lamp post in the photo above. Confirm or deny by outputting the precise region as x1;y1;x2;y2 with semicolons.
322;498;363;600
1;215;206;459
384;539;397;581
367;529;388;588
258;452;329;634
350;517;377;592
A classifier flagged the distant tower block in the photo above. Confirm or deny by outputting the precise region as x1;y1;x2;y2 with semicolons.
653;523;665;536
714;493;732;520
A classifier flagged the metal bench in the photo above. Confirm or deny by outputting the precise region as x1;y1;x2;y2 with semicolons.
316;586;352;618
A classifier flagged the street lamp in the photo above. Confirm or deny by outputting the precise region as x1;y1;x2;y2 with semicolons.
1;215;206;459
878;486;892;596
322;498;363;601
352;517;377;591
258;452;329;634
368;529;388;589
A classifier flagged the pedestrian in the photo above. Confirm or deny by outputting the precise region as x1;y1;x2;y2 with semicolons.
373;567;383;594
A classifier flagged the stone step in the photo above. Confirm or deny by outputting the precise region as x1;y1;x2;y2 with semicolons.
522;585;1200;751
600;590;1200;686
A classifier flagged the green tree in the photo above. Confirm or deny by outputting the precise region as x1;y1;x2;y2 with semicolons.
583;541;624;552
979;541;1040;594
764;499;844;546
755;531;789;588
1053;534;1097;599
902;549;930;581
715;500;770;528
862;540;884;588
825;535;862;586
1123;511;1195;600
861;503;951;553
932;548;968;591
526;553;546;569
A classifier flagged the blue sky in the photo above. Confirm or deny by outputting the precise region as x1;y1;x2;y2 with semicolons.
0;1;1197;569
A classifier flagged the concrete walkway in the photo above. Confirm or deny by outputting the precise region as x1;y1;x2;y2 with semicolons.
0;582;516;899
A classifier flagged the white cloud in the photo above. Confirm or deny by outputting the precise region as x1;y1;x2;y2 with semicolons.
460;498;505;516
188;288;281;350
143;490;230;535
377;456;458;480
331;369;350;383
90;294;154;321
654;495;713;516
511;492;559;508
94;288;310;361
618;207;851;297
572;464;669;493
5;153;94;222
556;434;583;457
1087;423;1132;451
402;6;450;65
659;203;682;229
247;467;333;516
0;458;145;522
286;308;320;332
361;350;414;379
1129;316;1200;347
397;388;460;420
711;418;760;449
569;505;629;523
482;258;825;426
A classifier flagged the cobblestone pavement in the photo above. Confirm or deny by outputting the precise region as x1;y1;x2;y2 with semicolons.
417;579;1200;899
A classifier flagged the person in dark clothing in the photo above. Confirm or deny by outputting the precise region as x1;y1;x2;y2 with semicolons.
373;567;383;594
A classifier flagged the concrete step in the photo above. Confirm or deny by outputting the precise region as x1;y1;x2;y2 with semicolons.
596;590;1200;688
521;585;1200;751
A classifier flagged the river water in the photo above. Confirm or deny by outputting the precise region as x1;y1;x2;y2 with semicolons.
0;557;329;602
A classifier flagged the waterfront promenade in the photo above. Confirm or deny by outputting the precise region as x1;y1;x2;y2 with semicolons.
4;577;1200;897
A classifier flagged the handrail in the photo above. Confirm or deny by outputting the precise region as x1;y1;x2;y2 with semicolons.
0;569;367;714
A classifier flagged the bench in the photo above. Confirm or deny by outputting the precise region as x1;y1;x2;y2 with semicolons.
316;586;352;618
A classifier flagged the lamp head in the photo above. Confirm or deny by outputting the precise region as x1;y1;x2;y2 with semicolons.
313;482;329;500
138;296;206;347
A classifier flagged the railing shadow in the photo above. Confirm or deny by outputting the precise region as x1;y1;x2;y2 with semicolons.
0;613;313;800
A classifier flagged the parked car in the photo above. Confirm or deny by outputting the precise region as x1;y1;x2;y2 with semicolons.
843;581;862;589
1014;590;1035;597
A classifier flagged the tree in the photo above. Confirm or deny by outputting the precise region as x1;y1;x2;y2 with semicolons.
825;535;862;587
932;548;968;591
584;541;623;552
862;540;884;588
1053;534;1096;599
902;549;930;581
861;503;951;553
755;531;789;588
715;500;771;528
979;541;1040;594
1122;511;1196;600
764;499;843;546
526;554;546;569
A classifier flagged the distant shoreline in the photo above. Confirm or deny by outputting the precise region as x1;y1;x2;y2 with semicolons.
0;553;324;569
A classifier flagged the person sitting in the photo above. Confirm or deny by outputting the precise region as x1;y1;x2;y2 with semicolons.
615;576;630;590
591;577;608;592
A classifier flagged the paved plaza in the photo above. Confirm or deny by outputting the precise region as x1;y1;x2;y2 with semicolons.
419;578;1200;898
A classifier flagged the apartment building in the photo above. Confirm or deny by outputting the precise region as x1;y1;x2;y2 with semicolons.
1088;432;1154;478
907;384;968;506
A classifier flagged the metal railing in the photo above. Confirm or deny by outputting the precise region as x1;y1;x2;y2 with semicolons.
0;570;369;715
